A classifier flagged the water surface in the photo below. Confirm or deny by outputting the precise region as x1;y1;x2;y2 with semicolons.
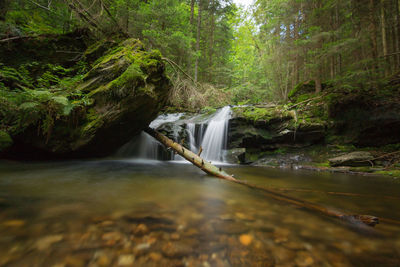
0;160;399;266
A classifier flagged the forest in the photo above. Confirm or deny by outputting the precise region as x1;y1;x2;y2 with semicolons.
1;0;400;266
2;0;399;106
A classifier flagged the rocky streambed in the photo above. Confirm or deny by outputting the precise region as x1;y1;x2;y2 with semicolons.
0;160;399;266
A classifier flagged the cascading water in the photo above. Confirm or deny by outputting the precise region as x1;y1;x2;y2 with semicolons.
186;123;197;152
199;106;231;162
117;106;231;162
116;113;183;159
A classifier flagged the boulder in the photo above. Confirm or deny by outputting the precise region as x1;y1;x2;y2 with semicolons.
228;106;326;151
224;148;246;164
0;37;171;159
328;151;374;167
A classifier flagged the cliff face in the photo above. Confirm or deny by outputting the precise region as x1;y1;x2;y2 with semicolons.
0;34;171;159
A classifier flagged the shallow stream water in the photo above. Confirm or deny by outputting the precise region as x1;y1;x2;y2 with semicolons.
0;159;399;266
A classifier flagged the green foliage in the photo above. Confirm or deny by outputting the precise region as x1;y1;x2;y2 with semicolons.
0;59;90;140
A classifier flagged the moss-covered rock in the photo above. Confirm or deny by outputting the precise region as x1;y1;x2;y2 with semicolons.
1;35;171;159
328;151;374;167
229;105;326;151
288;80;330;102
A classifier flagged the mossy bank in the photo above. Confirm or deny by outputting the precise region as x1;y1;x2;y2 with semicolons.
226;80;400;177
0;32;171;159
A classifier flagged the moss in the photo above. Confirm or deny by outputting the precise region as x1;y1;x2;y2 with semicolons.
201;106;217;115
314;162;330;167
81;116;104;137
274;148;288;154
111;64;143;88
1;35;170;158
232;106;293;123
332;144;356;152
375;170;400;178
288;80;315;100
0;131;13;151
92;39;144;68
294;93;313;103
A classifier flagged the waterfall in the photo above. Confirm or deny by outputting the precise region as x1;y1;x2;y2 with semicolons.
200;106;231;162
116;113;183;159
186;123;197;152
117;106;232;163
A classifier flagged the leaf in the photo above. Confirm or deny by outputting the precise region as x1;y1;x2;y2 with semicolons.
19;102;39;110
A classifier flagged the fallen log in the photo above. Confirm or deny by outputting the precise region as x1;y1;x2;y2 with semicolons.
270;187;400;200
144;127;236;181
144;127;380;227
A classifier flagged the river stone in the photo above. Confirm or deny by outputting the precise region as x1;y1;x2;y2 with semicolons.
117;254;135;266
213;221;248;235
224;148;246;164
162;241;194;258
35;235;63;251
328;151;374;167
294;251;315;267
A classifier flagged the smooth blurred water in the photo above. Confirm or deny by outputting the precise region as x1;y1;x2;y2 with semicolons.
200;106;231;162
0;160;399;266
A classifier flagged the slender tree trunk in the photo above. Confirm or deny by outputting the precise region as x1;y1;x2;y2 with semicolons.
188;0;196;75
315;73;322;93
381;0;389;76
190;0;195;26
393;0;400;70
194;0;202;83
125;0;129;33
293;12;300;86
208;0;215;82
369;0;379;72
0;0;10;21
336;0;341;75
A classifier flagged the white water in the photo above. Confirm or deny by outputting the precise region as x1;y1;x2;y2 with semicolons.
199;106;231;162
117;106;232;162
116;113;183;159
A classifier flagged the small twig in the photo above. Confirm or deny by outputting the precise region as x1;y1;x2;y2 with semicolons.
289;93;328;109
0;36;34;43
56;50;83;54
162;57;197;85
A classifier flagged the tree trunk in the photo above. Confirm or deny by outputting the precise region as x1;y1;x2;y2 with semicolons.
190;0;195;25
381;0;389;76
315;71;322;93
144;127;380;228
144;127;236;181
194;0;202;83
369;0;379;73
393;0;400;70
208;0;215;82
0;0;10;21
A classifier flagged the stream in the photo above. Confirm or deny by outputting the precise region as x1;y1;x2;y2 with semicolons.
0;160;400;266
0;107;400;266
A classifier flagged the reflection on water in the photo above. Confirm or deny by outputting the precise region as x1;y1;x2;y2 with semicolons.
0;160;399;266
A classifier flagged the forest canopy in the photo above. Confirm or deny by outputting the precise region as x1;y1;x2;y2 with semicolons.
1;0;399;108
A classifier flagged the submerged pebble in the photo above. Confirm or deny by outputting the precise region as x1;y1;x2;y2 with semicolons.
117;254;135;266
239;234;253;246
